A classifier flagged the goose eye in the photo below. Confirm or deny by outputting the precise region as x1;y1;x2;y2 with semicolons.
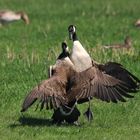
69;28;73;32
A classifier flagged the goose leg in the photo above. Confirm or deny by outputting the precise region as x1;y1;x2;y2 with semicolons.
83;99;93;121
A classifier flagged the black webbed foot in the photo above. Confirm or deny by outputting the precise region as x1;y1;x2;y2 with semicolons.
83;107;93;121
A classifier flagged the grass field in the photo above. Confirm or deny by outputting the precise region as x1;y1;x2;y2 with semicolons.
0;0;140;140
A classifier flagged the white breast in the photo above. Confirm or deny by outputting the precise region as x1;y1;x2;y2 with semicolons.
71;41;92;72
0;12;21;22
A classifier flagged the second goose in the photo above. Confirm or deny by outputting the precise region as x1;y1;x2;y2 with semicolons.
68;25;140;120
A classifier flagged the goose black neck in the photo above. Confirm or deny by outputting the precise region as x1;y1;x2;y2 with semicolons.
57;51;70;60
72;32;78;41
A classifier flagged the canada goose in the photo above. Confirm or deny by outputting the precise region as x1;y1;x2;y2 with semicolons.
103;36;132;49
68;25;139;120
21;42;80;124
21;42;140;124
0;10;29;26
52;43;80;124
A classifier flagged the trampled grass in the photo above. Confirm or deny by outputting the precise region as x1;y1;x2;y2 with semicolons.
0;0;140;140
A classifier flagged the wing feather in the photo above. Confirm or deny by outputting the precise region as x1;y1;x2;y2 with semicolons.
98;62;140;91
21;78;67;112
67;66;136;104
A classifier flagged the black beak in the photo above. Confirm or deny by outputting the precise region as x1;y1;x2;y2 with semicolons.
69;31;73;40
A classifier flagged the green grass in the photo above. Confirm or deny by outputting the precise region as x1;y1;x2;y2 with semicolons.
0;0;140;139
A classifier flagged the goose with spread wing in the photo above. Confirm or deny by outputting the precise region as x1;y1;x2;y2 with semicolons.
21;42;80;124
68;25;140;120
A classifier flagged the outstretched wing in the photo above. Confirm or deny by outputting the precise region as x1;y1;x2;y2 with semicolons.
98;62;140;91
67;66;136;104
21;77;66;112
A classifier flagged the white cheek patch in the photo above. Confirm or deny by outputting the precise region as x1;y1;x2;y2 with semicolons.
73;26;76;32
66;46;69;52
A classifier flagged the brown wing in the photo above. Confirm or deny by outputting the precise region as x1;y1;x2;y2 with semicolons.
98;62;140;91
21;77;66;112
67;66;134;104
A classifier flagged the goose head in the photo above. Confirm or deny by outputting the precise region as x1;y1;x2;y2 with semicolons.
55;42;74;69
68;25;77;41
17;11;29;24
62;42;69;53
57;42;70;59
49;42;74;78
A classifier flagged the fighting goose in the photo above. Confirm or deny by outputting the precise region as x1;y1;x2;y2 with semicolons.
21;42;140;124
68;25;140;120
21;42;80;124
0;10;29;26
103;36;132;49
